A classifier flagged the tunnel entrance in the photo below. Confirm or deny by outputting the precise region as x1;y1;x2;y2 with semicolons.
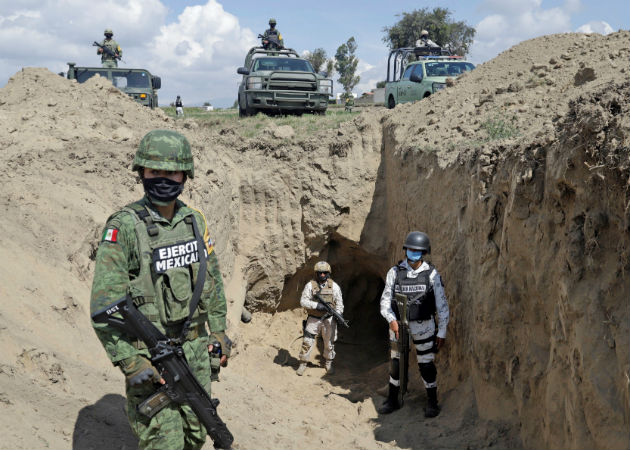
277;234;391;399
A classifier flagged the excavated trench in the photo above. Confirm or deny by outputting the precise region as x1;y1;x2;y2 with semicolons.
277;235;390;377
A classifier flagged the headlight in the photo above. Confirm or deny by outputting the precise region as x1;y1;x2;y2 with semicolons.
139;93;147;99
247;76;263;89
432;82;446;93
318;79;332;95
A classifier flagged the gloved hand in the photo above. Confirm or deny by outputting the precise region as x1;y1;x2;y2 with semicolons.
316;302;328;311
119;355;161;387
210;331;233;367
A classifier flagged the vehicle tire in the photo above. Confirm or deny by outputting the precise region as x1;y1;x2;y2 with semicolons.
387;95;396;109
423;92;431;98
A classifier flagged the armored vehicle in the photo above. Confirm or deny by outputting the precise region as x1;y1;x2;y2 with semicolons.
66;63;161;108
236;47;333;116
385;46;474;109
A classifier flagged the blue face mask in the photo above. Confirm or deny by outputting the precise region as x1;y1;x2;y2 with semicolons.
406;249;423;262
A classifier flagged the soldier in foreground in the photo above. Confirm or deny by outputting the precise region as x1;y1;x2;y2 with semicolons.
296;261;344;376
90;130;232;449
262;18;284;49
378;231;449;417
96;28;122;68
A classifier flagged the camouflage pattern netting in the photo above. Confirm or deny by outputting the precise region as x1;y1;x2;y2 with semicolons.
133;130;195;178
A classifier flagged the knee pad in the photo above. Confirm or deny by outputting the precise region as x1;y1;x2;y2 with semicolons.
390;358;400;380
419;362;437;384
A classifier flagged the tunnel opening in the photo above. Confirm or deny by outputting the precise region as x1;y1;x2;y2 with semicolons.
277;233;391;399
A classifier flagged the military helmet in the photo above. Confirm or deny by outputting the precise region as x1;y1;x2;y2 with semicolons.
314;261;331;273
104;28;113;35
269;18;277;25
420;29;429;37
133;130;194;178
403;231;431;253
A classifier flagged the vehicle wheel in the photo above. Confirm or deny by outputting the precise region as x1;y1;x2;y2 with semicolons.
423;92;431;98
387;95;396;109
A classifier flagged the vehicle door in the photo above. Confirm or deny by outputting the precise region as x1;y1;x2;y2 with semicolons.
398;64;415;103
408;63;425;101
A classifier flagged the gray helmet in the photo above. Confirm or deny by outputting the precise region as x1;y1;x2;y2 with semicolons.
104;28;113;36
403;231;431;253
269;18;277;25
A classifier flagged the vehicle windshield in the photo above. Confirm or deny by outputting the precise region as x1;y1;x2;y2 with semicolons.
424;61;475;77
75;69;108;83
111;70;151;88
251;58;314;73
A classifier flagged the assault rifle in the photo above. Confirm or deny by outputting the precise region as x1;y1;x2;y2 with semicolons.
395;293;409;407
92;295;234;449
92;41;122;61
257;33;283;50
313;293;350;328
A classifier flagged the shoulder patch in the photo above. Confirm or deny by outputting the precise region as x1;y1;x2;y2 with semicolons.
102;228;119;243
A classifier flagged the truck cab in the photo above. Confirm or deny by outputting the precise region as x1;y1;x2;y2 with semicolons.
66;63;161;108
236;47;333;116
385;47;474;109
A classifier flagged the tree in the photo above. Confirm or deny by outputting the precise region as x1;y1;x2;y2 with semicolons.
334;37;360;94
305;48;327;73
376;80;386;88
382;7;475;56
324;58;335;78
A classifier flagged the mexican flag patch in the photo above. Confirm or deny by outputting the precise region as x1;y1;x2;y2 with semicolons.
103;228;119;243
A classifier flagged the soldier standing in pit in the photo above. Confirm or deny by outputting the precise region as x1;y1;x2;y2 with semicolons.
97;28;122;68
262;18;284;49
378;231;449;417
90;130;232;450
296;261;343;376
175;95;184;117
415;29;439;48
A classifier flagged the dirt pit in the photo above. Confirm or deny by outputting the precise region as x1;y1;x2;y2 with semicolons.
0;31;628;450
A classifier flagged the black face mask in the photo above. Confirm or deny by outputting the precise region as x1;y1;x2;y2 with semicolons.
317;271;329;283
142;177;184;205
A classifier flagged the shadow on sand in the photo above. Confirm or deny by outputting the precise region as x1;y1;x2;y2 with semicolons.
73;393;138;450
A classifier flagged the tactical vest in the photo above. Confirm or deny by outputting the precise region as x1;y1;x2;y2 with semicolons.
124;201;208;336
101;40;119;61
306;278;336;318
391;262;436;321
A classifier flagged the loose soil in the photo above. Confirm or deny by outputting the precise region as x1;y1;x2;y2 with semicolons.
0;31;628;450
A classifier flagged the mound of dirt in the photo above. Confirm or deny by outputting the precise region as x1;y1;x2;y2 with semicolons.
0;31;627;450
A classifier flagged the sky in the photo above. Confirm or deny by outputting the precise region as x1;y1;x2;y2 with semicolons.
0;0;627;107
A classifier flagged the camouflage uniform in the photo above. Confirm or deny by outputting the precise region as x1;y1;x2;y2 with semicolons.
98;29;122;68
262;19;284;49
90;130;228;450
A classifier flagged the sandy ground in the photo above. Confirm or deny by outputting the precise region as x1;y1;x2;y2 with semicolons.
0;31;628;450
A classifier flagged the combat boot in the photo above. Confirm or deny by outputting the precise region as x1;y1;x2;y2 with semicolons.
377;383;401;414
424;387;440;418
296;363;307;376
324;360;334;375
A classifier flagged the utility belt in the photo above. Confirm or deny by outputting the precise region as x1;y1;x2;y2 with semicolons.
131;322;206;349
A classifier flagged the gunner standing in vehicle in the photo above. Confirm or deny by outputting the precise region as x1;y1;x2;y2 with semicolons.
97;28;122;68
415;29;439;48
262;18;284;49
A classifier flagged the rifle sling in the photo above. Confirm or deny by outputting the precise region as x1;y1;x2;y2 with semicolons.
179;215;207;342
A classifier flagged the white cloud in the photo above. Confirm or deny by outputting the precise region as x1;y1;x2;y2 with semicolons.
469;0;579;64
576;20;614;35
145;0;257;105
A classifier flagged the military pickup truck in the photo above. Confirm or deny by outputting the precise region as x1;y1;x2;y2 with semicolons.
385;47;474;109
236;47;333;116
66;63;161;108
